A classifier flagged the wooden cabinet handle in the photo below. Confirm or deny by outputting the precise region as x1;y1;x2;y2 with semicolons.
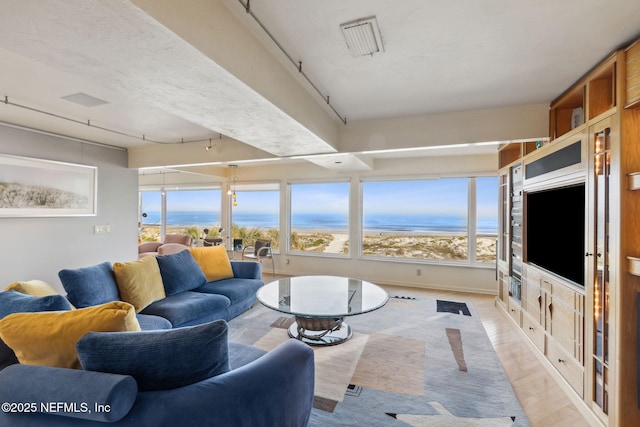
558;358;565;363
529;327;534;331
548;303;553;316
537;294;542;306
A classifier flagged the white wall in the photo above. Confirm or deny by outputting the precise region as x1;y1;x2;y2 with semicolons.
0;124;138;293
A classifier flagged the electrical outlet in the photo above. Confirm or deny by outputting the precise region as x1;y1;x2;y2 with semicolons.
417;268;421;276
94;225;111;234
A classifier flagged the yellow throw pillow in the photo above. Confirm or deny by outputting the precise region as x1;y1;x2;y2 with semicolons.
188;246;234;282
5;280;59;296
113;256;166;312
0;301;140;369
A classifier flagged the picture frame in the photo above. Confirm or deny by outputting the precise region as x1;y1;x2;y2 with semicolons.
0;153;97;217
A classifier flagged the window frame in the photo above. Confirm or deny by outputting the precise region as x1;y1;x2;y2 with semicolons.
287;179;352;257
358;174;496;267
139;184;223;242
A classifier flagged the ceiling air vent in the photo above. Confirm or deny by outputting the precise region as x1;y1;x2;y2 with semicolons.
62;92;108;107
340;16;384;57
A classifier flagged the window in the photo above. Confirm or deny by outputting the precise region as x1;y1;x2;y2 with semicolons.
166;189;221;241
475;177;498;263
231;185;280;250
361;178;470;262
139;191;162;242
289;182;350;254
139;188;221;243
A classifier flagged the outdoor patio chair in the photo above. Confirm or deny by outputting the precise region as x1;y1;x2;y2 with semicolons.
242;239;275;275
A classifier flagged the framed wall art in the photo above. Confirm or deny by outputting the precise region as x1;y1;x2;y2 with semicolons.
0;154;97;217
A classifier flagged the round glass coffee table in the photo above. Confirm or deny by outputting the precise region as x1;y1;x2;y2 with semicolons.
256;275;388;346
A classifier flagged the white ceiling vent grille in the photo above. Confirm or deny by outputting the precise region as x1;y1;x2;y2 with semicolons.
340;16;384;57
62;92;108;107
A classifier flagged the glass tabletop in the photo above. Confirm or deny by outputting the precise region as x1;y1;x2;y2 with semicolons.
257;275;388;318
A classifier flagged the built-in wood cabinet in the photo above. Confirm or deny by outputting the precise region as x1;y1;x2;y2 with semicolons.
497;38;640;427
522;264;585;397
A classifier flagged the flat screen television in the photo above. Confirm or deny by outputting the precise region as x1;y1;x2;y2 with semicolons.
525;183;585;287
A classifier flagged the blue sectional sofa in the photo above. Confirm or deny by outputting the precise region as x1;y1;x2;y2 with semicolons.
57;248;265;328
0;248;316;426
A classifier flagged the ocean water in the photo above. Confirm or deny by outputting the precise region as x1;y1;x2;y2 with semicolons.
142;211;497;234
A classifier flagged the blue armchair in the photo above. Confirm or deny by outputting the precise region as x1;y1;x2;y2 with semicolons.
0;339;315;426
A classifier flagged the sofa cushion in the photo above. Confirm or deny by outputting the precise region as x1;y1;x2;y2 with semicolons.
0;291;72;318
113;256;166;312
195;277;263;305
5;279;59;297
59;262;120;308
0;291;74;371
136;314;173;330
140;291;230;327
228;342;267;370
0;301;140;369
77;320;230;391
188;245;234;282
156;250;207;296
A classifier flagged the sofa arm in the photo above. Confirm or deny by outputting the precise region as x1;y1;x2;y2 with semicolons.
138;242;161;254
0;364;137;424
230;260;262;279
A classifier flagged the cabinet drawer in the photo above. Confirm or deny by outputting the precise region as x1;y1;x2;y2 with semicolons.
547;338;584;397
522;312;545;352
507;297;522;326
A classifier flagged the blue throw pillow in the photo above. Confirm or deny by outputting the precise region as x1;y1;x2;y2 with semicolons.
0;291;72;319
0;291;72;370
77;320;230;391
155;250;206;296
59;262;120;308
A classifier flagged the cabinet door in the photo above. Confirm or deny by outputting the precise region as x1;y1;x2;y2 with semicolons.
549;288;579;357
497;268;509;306
523;273;543;324
498;171;510;265
587;118;613;419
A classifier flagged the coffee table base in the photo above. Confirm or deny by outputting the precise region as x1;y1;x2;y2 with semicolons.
288;316;353;346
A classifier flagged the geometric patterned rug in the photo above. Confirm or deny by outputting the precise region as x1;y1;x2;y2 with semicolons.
227;294;529;426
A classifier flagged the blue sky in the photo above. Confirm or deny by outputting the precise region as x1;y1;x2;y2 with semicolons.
140;177;497;218
291;182;349;214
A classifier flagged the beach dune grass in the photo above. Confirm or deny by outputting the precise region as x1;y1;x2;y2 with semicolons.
140;225;495;263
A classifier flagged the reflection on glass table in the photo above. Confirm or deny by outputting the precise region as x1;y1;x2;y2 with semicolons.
257;276;388;346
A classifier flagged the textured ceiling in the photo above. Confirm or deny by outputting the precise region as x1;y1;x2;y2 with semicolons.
0;0;638;167
238;0;640;121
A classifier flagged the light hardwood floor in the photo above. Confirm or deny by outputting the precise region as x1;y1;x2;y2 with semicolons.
261;273;591;426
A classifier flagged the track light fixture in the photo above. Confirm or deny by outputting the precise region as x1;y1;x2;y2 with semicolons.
205;134;223;151
228;165;239;207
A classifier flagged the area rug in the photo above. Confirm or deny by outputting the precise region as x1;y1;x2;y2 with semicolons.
227;294;529;427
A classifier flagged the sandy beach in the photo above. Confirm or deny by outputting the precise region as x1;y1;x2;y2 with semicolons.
141;225;495;262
